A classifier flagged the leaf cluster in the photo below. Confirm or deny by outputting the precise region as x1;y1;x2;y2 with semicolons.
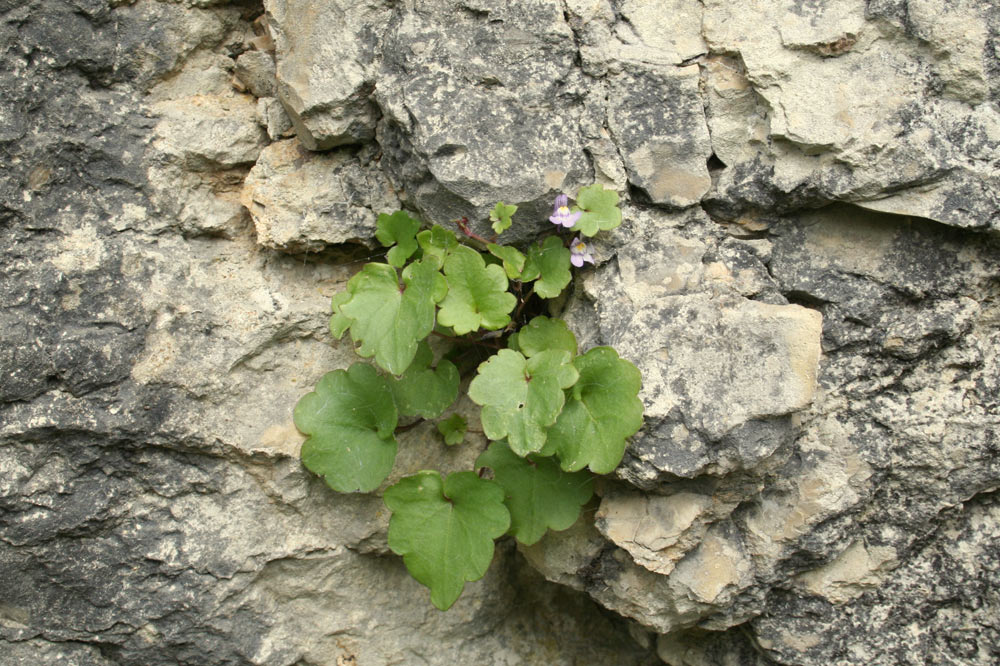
294;185;643;609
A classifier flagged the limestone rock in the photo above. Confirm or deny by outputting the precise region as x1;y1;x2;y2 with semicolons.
265;0;388;150
573;214;822;480
240;139;399;252
596;488;738;576
151;94;267;171
375;0;589;239
607;65;713;208
700;0;1000;231
256;96;294;140
235;49;278;98
5;0;1000;663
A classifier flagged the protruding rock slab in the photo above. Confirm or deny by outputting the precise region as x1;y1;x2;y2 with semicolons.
613;294;822;477
151;95;267;171
375;1;589;238
265;0;389;150
596;488;738;576
607;66;712;208
700;0;1000;231
240;139;399;252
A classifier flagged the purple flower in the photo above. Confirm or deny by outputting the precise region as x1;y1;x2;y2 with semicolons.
569;237;594;267
549;194;582;228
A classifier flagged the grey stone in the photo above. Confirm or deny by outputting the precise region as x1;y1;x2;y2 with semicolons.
240;139;399;252
151;94;267;172
607;65;713;208
235;49;277;98
375;0;590;240
265;0;388;150
256;96;294;140
5;0;1000;663
700;0;1000;231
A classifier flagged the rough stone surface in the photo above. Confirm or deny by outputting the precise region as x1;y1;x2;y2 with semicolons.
241;139;399;252
265;0;387;150
3;0;1000;664
235;49;278;99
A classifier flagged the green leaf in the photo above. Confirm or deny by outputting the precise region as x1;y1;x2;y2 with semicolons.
489;202;517;235
437;414;467;446
487;243;526;280
329;291;353;339
468;348;579;456
545;346;643;474
340;260;444;376
521;236;571;298
476;440;593;546
294;363;398;493
515;316;577;358
376;211;422;268
388;341;459;419
572;184;621;237
573;183;622;236
416;225;458;269
438;245;517;335
385;471;510;610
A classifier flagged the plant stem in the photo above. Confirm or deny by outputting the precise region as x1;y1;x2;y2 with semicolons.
455;217;492;246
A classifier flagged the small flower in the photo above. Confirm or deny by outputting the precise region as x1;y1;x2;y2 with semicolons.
549;194;582;228
569;236;594;267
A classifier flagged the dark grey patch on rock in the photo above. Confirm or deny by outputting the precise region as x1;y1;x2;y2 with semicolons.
0;436;278;664
753;491;1000;666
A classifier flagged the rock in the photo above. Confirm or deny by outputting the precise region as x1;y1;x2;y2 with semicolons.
596;488;738;576
240;139;399;252
700;0;1000;231
151;94;267;171
375;0;590;239
5;0;1000;663
265;0;388;150
752;493;1000;665
607;65;713;208
235;49;278;98
256;96;294;140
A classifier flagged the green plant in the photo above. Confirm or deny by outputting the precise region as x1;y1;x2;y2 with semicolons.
294;185;643;610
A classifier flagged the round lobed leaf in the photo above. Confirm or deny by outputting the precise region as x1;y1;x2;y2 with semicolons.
468;348;579;456
571;184;622;237
489;202;517;235
544;346;643;474
514;315;578;358
388;341;459;419
294;363;398;493
437;245;517;334
416;225;458;269
487;243;526;280
376;211;422;267
340;260;445;376
384;470;510;610
520;236;571;298
476;440;593;545
437;413;467;446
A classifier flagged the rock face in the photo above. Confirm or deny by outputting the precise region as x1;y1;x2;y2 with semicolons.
2;0;999;665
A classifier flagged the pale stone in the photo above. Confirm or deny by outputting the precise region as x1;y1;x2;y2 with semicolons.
796;540;899;603
256;96;294;140
617;295;822;441
151;94;267;171
596;489;735;575
265;0;388;149
235;49;278;98
240;139;398;252
607;65;712;207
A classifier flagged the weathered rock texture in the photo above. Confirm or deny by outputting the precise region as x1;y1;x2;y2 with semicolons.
2;0;998;664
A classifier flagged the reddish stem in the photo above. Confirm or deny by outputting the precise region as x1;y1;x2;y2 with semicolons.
455;217;492;246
